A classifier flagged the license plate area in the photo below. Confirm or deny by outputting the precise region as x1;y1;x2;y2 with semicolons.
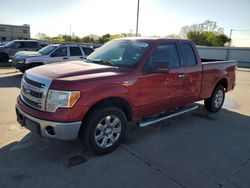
16;108;41;134
16;109;25;127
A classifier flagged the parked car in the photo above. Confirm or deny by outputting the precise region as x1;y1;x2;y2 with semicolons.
0;40;41;62
12;44;94;72
15;38;237;155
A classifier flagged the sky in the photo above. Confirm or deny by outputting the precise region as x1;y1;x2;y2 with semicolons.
0;0;250;47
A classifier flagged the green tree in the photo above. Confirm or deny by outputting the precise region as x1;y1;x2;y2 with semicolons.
82;36;95;43
187;31;230;46
180;20;224;38
98;34;111;44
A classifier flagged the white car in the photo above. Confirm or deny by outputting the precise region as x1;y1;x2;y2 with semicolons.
12;44;94;73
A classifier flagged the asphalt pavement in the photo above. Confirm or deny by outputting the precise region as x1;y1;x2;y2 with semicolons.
0;68;250;188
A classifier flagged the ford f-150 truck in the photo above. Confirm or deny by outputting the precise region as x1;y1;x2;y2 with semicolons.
15;38;237;155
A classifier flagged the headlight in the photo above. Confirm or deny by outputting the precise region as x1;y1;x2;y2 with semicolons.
46;90;80;112
17;59;26;63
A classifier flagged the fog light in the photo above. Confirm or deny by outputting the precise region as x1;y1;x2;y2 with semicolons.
45;126;55;136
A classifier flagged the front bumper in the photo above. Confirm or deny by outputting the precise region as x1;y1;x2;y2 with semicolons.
12;60;28;70
16;105;82;140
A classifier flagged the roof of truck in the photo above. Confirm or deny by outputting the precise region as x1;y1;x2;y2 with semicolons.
114;37;192;43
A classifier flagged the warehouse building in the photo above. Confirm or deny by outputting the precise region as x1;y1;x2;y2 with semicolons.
0;24;30;42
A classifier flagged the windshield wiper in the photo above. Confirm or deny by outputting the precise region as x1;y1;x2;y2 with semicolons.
87;59;115;67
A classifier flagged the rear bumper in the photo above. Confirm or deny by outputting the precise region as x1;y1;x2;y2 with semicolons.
16;105;82;140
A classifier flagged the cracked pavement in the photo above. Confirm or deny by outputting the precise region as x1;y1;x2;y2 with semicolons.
0;68;250;188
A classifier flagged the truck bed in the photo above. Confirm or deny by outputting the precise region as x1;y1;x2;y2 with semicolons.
199;59;237;99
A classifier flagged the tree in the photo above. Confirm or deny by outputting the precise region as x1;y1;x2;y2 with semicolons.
187;31;230;46
98;34;111;44
36;33;49;40
180;20;224;38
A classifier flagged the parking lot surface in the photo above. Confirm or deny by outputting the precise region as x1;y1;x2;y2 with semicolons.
0;68;250;188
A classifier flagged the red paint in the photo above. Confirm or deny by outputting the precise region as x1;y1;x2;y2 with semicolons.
17;38;237;122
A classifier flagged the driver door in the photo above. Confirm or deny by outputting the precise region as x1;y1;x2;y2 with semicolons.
139;43;186;117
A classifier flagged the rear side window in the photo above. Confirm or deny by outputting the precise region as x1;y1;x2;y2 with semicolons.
180;43;197;66
70;47;82;56
81;47;94;55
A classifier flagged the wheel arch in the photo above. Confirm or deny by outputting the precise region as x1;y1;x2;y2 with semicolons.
215;78;228;92
84;96;133;122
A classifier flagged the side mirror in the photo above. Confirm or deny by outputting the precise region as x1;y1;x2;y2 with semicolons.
148;61;170;74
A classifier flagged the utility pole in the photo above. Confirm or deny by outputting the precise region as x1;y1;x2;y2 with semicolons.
228;29;233;47
136;0;140;36
70;23;72;37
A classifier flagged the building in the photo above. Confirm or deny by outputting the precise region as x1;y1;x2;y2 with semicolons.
0;24;30;42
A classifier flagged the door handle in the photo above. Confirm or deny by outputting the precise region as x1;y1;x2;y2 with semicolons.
178;73;185;79
63;57;68;60
79;57;84;59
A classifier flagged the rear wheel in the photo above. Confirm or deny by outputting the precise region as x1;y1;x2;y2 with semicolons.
204;85;225;113
81;106;127;155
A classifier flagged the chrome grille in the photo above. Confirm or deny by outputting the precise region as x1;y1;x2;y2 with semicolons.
20;72;52;111
24;76;45;88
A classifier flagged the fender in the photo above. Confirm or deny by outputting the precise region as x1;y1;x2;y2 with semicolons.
79;84;135;108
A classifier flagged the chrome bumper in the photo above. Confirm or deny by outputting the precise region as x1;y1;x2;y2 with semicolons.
16;105;82;140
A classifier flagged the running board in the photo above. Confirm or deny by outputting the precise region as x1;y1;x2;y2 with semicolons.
138;105;198;128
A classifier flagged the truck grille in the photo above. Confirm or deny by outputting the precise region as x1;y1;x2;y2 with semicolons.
20;72;52;111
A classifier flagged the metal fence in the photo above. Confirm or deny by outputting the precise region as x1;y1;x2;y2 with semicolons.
197;46;250;68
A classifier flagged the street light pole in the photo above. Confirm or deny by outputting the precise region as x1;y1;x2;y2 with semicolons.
136;0;140;36
229;29;233;47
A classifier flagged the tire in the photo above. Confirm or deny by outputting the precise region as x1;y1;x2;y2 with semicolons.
204;85;225;113
0;53;9;63
81;106;127;155
19;68;26;73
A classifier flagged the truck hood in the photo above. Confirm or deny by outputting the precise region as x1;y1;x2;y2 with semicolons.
15;51;42;58
27;61;131;81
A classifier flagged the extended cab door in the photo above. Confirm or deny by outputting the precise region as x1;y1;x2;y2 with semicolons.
139;43;186;116
178;42;202;101
48;46;69;63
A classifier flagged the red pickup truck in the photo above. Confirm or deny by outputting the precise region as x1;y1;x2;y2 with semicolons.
16;38;237;154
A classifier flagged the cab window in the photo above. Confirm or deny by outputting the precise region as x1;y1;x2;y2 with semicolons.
144;43;180;74
180;43;197;66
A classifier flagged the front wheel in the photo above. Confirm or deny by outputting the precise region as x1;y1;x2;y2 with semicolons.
0;53;9;63
204;85;225;113
81;106;127;155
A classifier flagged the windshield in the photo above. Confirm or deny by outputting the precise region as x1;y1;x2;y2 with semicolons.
4;41;15;47
38;45;57;55
87;39;149;68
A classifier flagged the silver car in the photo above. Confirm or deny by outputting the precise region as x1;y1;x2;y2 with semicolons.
0;40;41;62
12;44;94;73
